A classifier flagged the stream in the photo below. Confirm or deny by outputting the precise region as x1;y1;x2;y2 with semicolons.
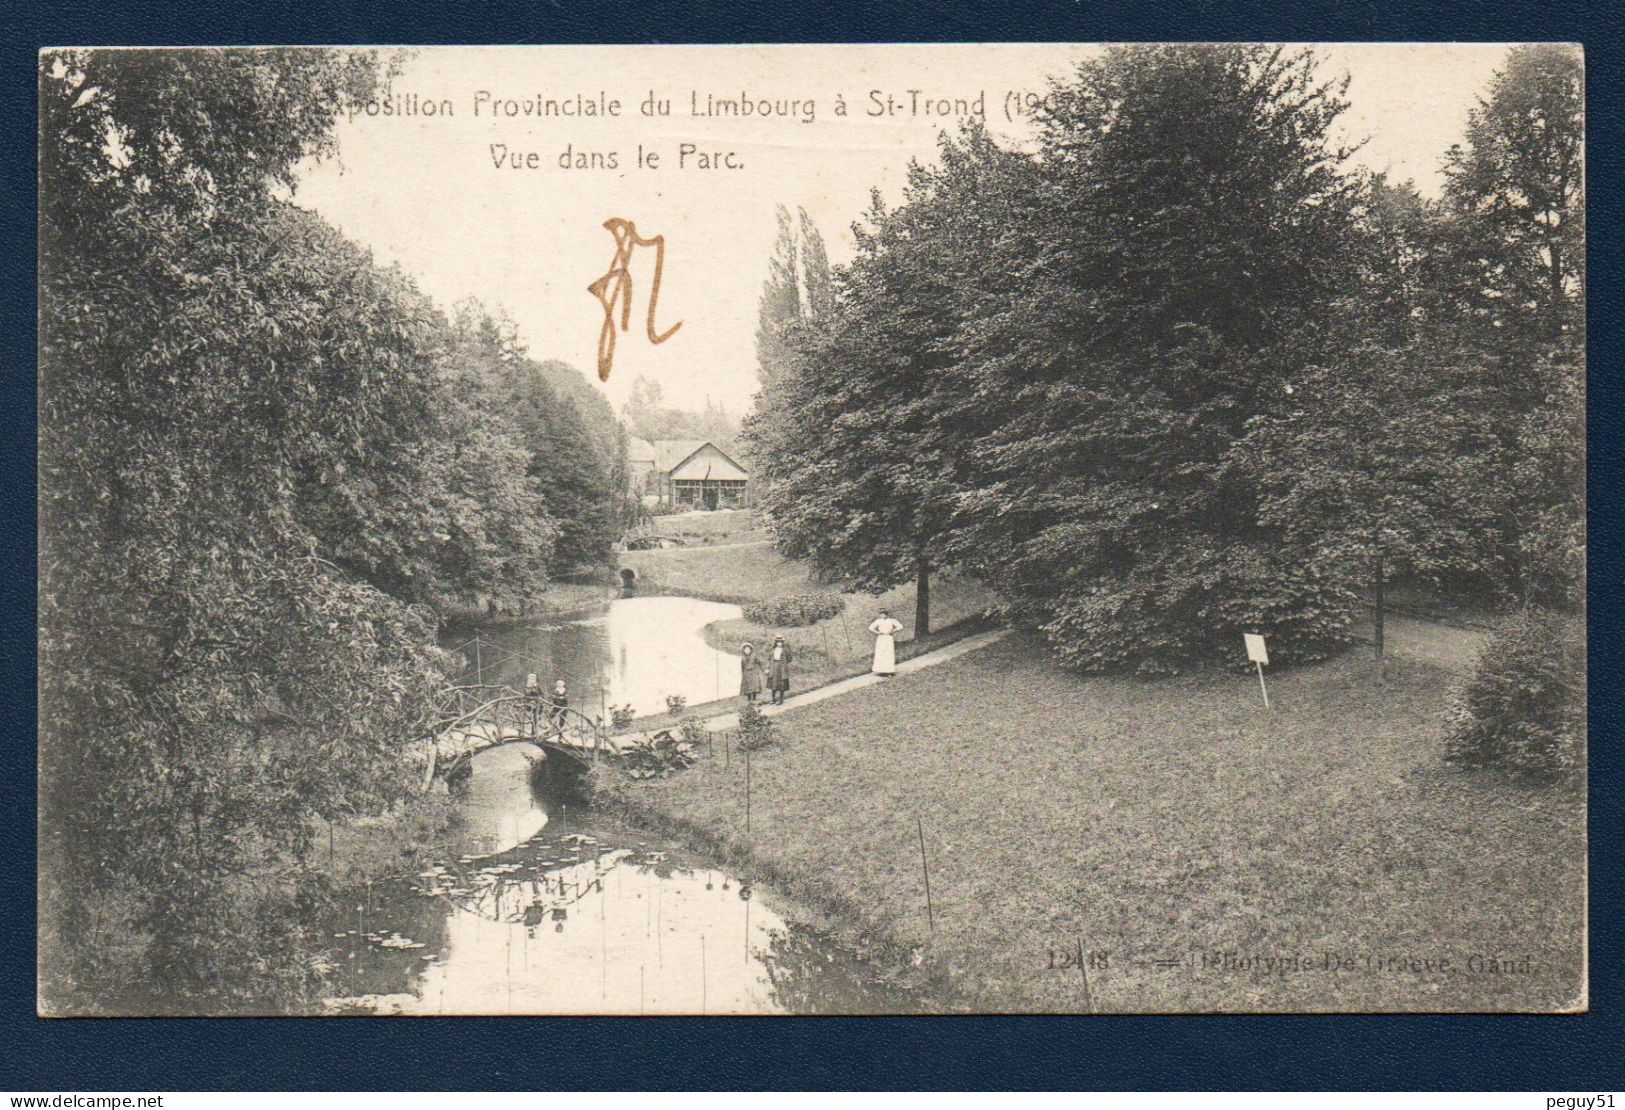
320;592;921;1015
451;593;743;718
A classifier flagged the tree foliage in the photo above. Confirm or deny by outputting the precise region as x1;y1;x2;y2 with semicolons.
446;304;622;575
38;48;621;1009
1442;44;1584;342
751;43;1584;675
954;44;1370;670
755;205;834;392
622;375;740;448
1445;606;1585;778
749;129;1020;633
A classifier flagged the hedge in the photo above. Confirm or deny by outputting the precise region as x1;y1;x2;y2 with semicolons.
742;592;846;627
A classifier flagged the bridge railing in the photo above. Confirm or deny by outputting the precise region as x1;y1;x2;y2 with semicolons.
419;686;618;787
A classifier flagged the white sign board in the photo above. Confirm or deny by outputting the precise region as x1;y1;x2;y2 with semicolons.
1244;633;1269;666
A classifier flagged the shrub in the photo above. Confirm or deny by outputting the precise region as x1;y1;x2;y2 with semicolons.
1445;607;1585;778
743;592;846;628
621;729;697;780
678;715;709;748
735;701;775;751
664;694;687;715
1517;503;1585;612
608;703;636;733
1042;549;1358;674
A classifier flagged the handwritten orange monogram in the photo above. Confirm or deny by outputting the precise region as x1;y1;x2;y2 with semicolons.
586;218;683;382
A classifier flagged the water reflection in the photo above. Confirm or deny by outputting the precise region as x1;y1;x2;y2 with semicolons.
449;744;549;857
324;746;924;1015
402;844;788;1015
448;595;743;718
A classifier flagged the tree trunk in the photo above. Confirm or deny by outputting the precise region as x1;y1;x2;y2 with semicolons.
1373;553;1385;661
915;554;931;637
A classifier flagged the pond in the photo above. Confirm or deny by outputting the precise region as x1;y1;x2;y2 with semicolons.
446;594;743;718
323;744;923;1015
309;592;927;1014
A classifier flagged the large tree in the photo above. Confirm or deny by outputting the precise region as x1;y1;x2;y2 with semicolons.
749;128;1025;634
754;205;834;392
1438;45;1586;603
1218;44;1585;643
1225;338;1504;657
1442;44;1584;343
948;44;1368;672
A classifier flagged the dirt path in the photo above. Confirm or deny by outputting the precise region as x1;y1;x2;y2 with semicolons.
1354;613;1491;675
628;627;1012;740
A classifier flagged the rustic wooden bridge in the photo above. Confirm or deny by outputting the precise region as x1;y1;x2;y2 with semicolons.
421;689;621;788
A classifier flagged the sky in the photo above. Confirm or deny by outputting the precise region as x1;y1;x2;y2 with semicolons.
292;43;1520;419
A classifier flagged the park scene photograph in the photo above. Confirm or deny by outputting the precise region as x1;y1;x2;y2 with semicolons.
37;42;1584;1015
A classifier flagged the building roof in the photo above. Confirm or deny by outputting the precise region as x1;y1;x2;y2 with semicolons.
651;439;749;481
669;445;748;482
649;439;709;472
627;436;658;464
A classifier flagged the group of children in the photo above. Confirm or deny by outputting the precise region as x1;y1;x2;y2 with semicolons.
738;633;794;706
523;673;570;735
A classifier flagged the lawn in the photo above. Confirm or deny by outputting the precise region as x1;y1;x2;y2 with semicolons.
621;536;808;603
648;508;768;547
603;634;1586;1013
702;569;1000;672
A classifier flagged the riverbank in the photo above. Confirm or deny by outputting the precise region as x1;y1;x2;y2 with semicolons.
702;570;998;662
646;507;769;548
588;775;969;1012
623;615;996;732
437;580;614;630
311;790;459;887
323;750;951;1015
38;785;461;1016
541;804;955;1012
599;633;1586;1013
620;539;810;604
621;529;999;707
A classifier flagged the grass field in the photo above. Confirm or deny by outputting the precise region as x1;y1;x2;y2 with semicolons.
704;569;1000;669
604;634;1586;1013
621;537;809;603
647;508;767;547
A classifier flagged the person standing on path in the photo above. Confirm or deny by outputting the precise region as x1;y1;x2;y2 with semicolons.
868;609;904;676
739;642;766;704
766;635;794;705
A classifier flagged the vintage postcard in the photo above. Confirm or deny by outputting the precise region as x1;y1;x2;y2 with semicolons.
37;43;1585;1016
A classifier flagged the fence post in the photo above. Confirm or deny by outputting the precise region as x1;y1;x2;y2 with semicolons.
917;815;935;940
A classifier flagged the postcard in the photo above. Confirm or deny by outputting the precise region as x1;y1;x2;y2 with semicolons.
36;43;1585;1015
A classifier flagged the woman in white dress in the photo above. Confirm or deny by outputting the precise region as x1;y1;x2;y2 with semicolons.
868;608;904;676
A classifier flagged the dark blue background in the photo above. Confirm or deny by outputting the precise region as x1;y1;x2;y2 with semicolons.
5;0;1619;1091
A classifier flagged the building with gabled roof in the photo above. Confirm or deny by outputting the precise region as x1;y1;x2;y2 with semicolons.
637;439;749;510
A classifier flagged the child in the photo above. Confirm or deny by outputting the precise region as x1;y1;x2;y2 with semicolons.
766;635;794;705
548;679;569;732
524;672;543;735
739;643;766;704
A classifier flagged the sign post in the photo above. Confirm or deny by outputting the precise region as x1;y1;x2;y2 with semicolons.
1244;633;1271;708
